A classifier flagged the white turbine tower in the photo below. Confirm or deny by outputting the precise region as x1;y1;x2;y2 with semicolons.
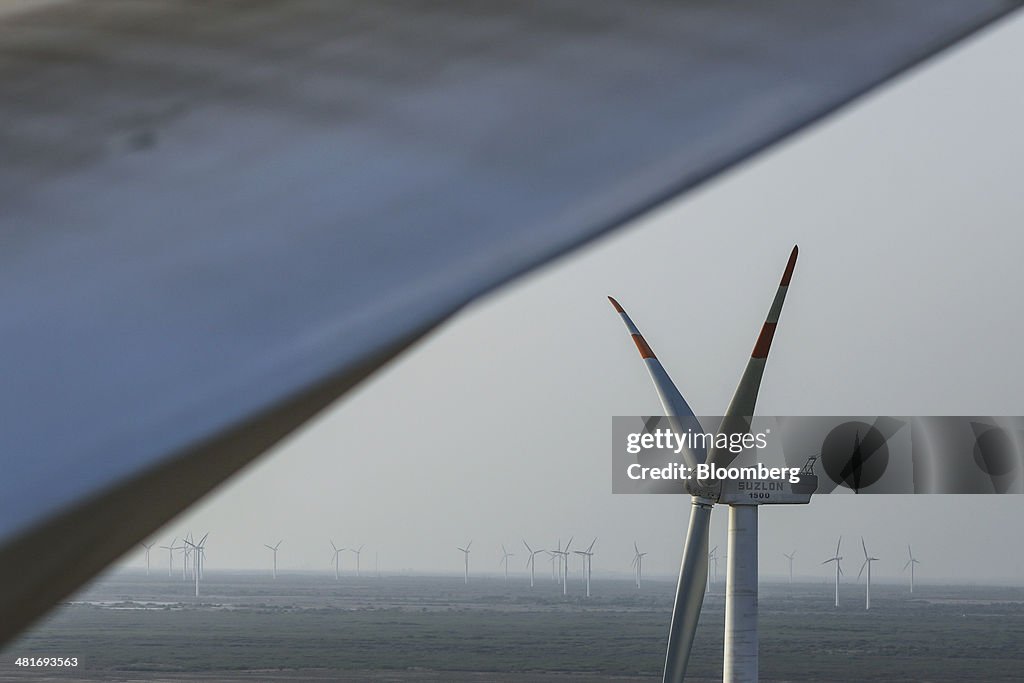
330;541;345;580
784;550;796;585
822;537;843;608
457;541;472;584
610;246;814;682
500;545;514;583
265;540;282;579
631;542;647;589
350;545;365;577
523;540;544;588
141;542;154;576
159;537;179;577
573;538;597;598
857;537;879;610
903;545;921;593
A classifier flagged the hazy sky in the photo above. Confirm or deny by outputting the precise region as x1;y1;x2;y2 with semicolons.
129;12;1024;584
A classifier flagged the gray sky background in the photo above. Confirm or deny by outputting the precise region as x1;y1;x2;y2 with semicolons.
126;13;1024;584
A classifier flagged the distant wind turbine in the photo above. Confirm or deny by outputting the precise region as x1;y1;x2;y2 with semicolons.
903;545;921;593
573;538;597;598
196;533;208;579
497;544;512;581
330;541;345;580
784;550;797;585
631;542;647;589
265;540;282;579
159;537;179;577
706;545;718;593
523;540;545;588
558;537;573;595
822;536;843;608
457;541;472;584
181;532;193;580
183;533;209;597
141;542;154;576
350;544;365;577
857;537;879;610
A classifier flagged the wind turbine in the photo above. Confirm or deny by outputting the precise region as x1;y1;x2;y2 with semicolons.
857;537;879;610
558;537;573;596
609;246;809;681
183;533;208;597
265;540;282;579
903;545;921;593
784;550;796;585
822;537;843;608
330;541;345;580
457;541;472;584
159;537;179;577
631;542;647;589
141;542;154;576
350;545;365;577
707;546;718;593
196;533;208;580
523;540;545;588
181;532;193;580
549;539;563;584
573;538;597;598
499;545;514;583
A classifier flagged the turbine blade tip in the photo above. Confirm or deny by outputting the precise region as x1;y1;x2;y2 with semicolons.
781;245;799;286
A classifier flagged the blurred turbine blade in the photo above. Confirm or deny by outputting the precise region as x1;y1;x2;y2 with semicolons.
663;500;712;682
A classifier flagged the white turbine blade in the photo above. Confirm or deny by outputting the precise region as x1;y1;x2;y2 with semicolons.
522;539;533;554
608;297;704;469
466;541;472;552
586;538;597;554
663;501;712;682
836;536;842;557
857;560;867;581
706;246;798;470
862;537;868;559
634;541;640;555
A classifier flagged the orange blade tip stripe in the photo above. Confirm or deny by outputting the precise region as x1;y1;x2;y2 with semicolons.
607;296;624;313
631;333;656;359
751;322;777;359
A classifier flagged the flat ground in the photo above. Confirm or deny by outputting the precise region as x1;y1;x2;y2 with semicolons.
2;573;1022;681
